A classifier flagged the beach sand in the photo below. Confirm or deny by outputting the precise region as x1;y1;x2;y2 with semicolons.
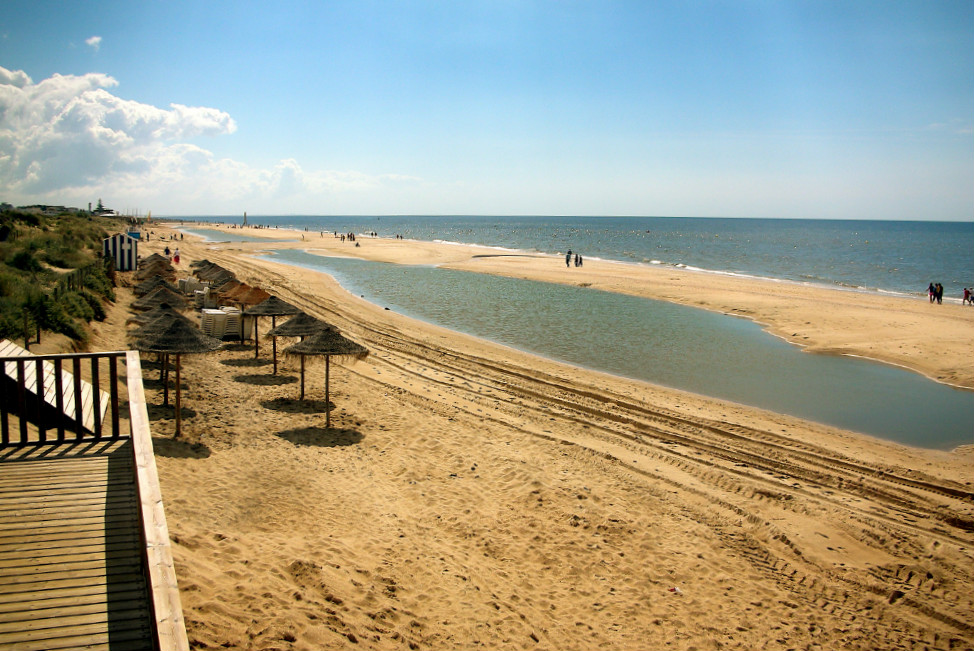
85;223;973;650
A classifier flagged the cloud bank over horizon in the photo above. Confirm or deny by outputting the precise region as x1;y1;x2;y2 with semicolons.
0;66;413;214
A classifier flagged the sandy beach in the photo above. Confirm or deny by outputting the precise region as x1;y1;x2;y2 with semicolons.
86;222;973;650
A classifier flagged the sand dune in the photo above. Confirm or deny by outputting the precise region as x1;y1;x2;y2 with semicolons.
82;224;973;651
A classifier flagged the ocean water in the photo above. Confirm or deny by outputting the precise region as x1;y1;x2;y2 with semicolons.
179;218;974;449
180;215;974;300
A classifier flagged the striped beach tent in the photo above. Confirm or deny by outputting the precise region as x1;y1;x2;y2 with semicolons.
103;233;139;271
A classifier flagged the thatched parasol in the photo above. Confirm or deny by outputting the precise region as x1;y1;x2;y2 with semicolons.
133;275;178;297
190;258;212;268
128;310;196;404
126;302;192;328
213;278;243;298
140;252;170;266
285;329;368;427
131;285;188;311
134;259;175;281
244;295;302;370
268;313;335;388
195;264;231;281
232;286;271;307
134;318;223;437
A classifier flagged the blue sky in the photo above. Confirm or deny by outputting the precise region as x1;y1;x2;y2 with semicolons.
1;1;971;219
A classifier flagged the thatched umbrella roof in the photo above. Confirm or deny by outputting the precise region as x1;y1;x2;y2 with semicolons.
209;273;237;290
285;329;368;426
267;312;333;338
134;317;222;354
134;275;178;297
286;329;368;358
141;252;169;266
245;295;301;317
126;302;191;327
131;286;188;311
196;264;231;281
213;278;243;298
134;318;223;438
267;313;334;378
245;296;303;368
231;286;271;307
190;258;212;268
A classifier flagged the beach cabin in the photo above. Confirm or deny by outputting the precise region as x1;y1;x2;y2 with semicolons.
103;232;139;271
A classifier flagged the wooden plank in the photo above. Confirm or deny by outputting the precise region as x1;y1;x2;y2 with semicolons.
127;351;190;651
0;574;144;599
0;604;150;634
0;618;152;648
0;584;145;611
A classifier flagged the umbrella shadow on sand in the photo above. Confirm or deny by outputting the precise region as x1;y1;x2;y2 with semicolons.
261;397;331;414
233;373;299;386
221;357;273;368
147;403;199;421
152;436;212;459
275;426;362;447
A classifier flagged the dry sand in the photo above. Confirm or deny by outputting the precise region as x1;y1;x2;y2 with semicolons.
85;223;973;650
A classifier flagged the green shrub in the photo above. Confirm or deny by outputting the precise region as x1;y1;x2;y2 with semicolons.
10;250;41;273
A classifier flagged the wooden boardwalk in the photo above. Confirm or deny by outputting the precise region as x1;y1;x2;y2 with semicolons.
0;440;154;650
0;351;187;651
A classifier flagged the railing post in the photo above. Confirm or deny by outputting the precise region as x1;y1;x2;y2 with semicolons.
16;360;28;445
35;358;46;443
91;357;102;437
72;357;83;438
110;356;120;438
0;361;8;446
54;359;65;442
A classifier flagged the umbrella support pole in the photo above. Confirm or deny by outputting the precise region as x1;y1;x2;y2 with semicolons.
300;356;305;400
175;354;182;438
272;316;278;374
254;318;259;358
162;353;169;407
325;357;330;429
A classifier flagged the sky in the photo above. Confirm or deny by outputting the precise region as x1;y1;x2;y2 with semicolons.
1;1;972;220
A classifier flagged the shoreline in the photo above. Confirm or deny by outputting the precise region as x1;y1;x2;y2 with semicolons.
91;222;974;650
178;222;974;391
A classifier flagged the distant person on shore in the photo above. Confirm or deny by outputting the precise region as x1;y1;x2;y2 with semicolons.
963;288;971;305
172;248;180;265
935;283;943;304
566;250;572;268
928;283;936;303
164;245;171;257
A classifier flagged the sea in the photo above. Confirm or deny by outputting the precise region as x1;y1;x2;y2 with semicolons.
176;216;974;450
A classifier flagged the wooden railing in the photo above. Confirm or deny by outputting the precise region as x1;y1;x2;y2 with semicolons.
0;347;122;445
126;350;190;651
0;348;189;651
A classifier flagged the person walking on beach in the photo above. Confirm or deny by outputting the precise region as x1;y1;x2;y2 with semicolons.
172;248;180;265
963;288;971;305
935;283;943;304
928;283;936;303
566;250;572;268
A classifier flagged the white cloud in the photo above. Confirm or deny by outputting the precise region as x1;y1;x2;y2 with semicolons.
0;66;417;214
85;36;102;51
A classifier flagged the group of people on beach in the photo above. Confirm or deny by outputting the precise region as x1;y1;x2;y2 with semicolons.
163;245;180;265
926;282;972;305
565;249;583;268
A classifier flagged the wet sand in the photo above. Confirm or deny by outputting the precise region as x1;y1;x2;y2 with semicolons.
85;223;973;650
